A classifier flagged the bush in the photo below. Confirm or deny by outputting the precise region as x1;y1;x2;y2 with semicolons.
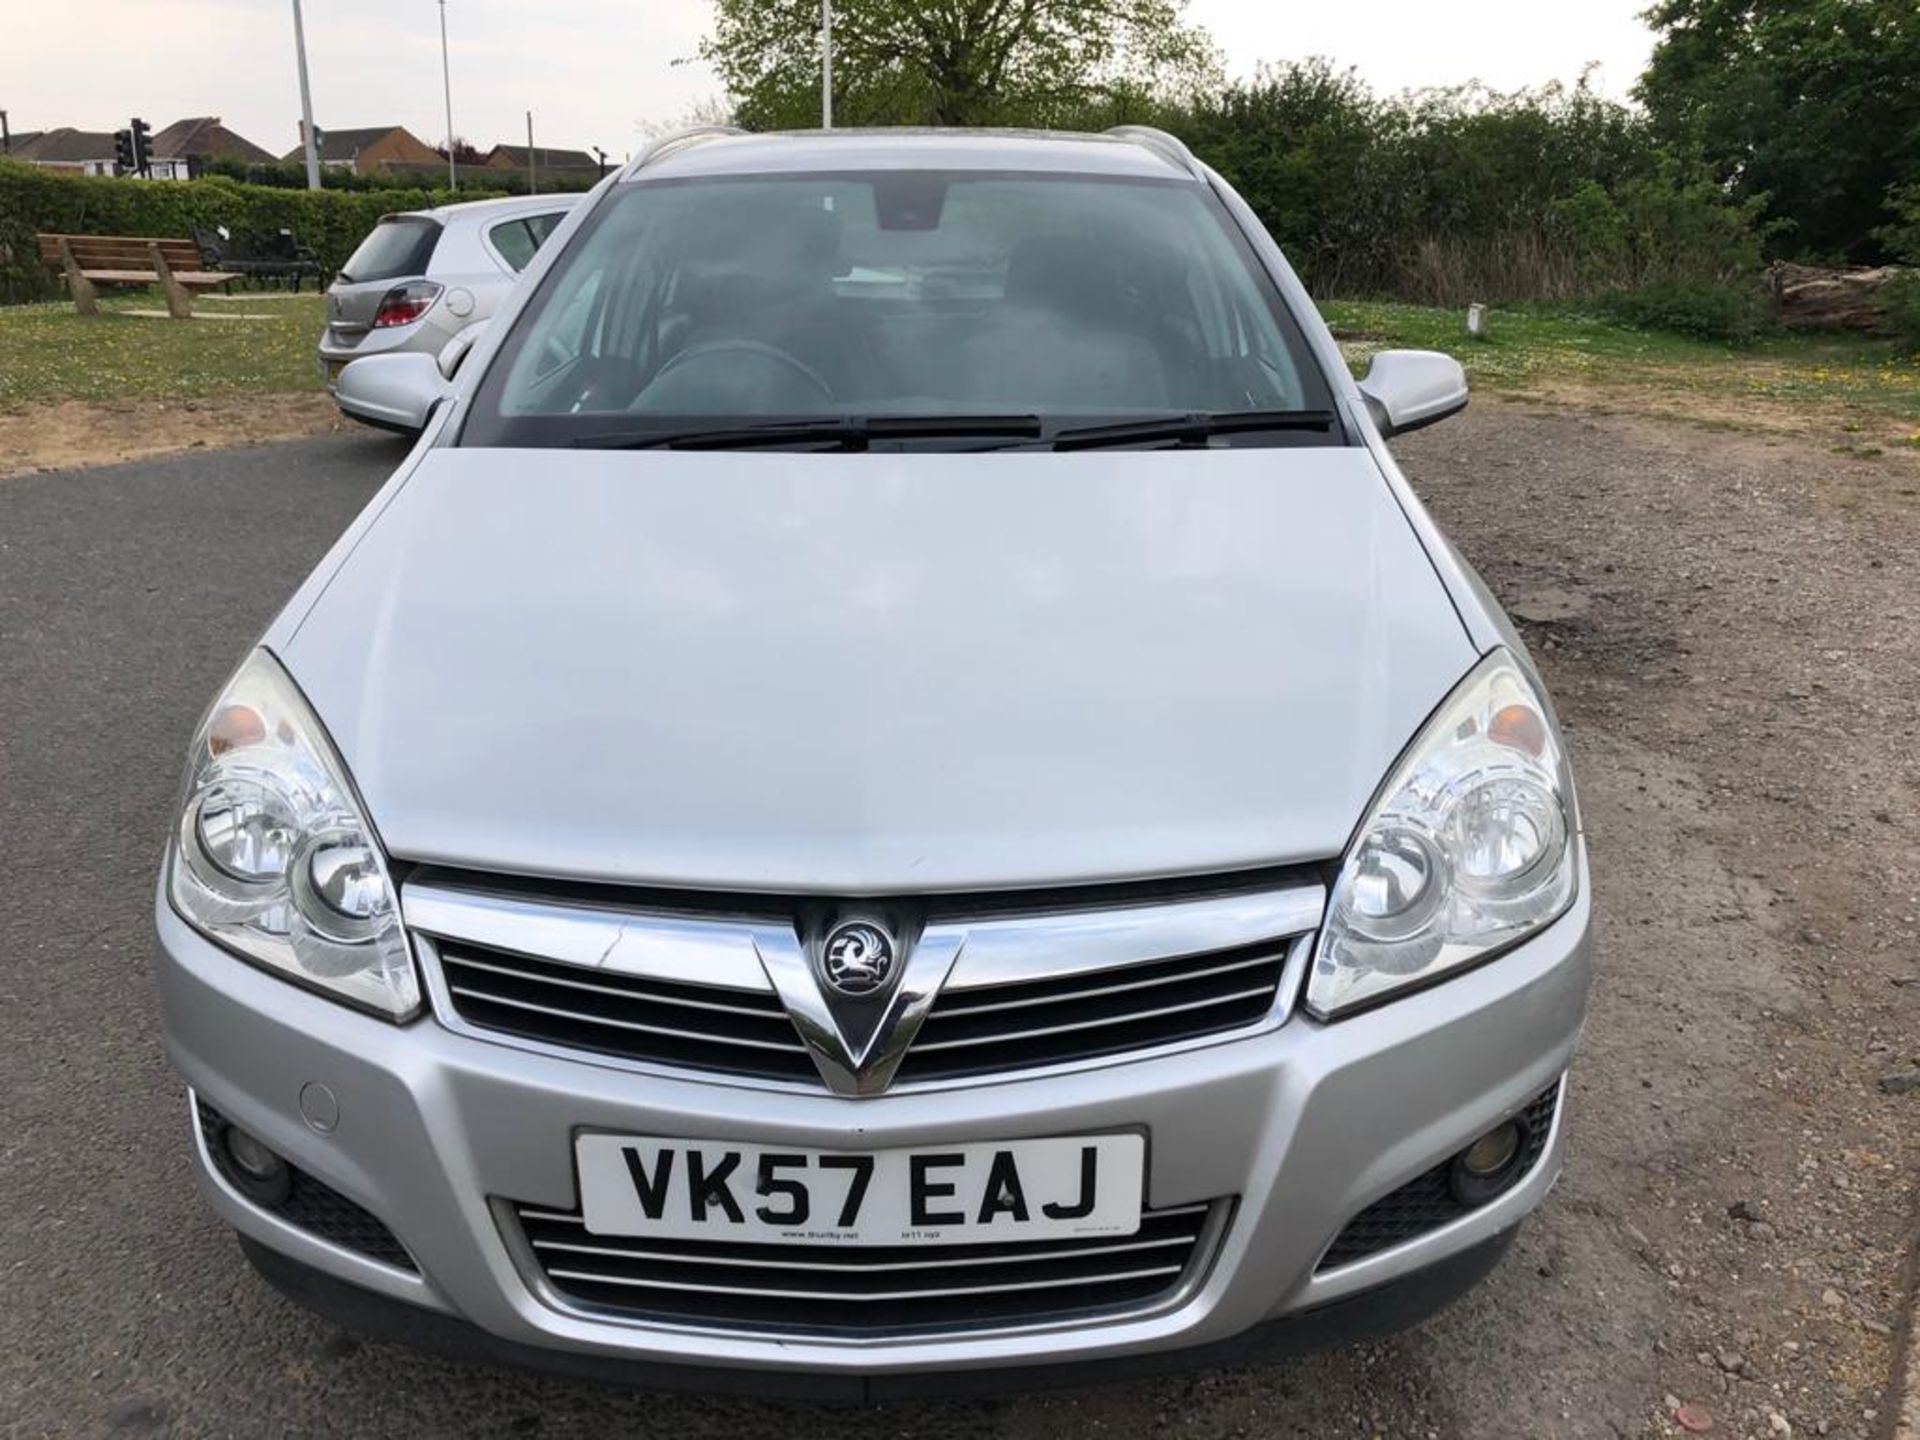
1157;66;1779;319
1597;280;1772;342
0;160;506;304
197;155;604;196
1875;183;1920;350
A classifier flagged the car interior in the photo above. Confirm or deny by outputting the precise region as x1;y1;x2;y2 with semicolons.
492;173;1318;423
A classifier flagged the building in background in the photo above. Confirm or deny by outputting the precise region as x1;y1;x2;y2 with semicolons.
285;124;443;175
9;128;119;175
10;117;276;179
149;117;278;175
483;143;603;184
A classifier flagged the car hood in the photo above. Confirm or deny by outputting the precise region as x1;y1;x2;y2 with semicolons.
281;446;1476;894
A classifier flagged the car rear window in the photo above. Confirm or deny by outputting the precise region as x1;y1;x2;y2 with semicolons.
339;216;442;283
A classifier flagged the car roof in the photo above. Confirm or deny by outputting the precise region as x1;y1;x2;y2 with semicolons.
400;193;585;225
629;128;1201;184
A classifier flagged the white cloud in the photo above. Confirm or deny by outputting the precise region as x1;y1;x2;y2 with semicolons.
1187;0;1654;98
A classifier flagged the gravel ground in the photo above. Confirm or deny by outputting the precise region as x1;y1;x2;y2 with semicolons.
1;409;1916;1439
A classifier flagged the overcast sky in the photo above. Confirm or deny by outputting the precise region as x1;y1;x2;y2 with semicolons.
3;1;1655;160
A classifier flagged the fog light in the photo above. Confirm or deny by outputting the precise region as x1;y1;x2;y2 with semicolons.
1448;1118;1526;1206
217;1123;292;1207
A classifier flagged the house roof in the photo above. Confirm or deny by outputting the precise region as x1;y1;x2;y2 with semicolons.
487;143;600;171
282;126;420;164
13;127;117;163
149;116;277;165
3;131;44;156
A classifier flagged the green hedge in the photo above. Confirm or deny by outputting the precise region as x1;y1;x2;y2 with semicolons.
0;160;506;303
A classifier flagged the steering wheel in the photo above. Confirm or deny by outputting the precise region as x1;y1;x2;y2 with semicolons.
635;338;835;409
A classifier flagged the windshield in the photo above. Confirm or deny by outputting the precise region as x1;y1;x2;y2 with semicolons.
339;216;442;284
463;171;1339;449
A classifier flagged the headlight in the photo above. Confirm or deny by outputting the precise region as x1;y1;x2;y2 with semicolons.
168;649;418;1020
1308;648;1578;1019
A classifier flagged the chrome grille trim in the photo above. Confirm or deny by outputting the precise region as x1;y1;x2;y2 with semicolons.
929;885;1322;990
410;877;1323;1092
501;1197;1232;1340
405;883;777;993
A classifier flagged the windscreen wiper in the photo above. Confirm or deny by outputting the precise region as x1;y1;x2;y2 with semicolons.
1039;409;1339;451
569;415;1044;451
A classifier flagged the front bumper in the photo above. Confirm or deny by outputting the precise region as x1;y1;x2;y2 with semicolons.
155;873;1592;1385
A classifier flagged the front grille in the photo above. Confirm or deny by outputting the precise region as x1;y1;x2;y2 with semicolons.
1317;1083;1561;1271
892;941;1292;1083
195;1098;415;1271
510;1199;1224;1336
438;944;817;1084
414;873;1320;1091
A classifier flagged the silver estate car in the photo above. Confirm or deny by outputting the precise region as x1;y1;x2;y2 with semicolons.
320;193;579;415
157;126;1592;1398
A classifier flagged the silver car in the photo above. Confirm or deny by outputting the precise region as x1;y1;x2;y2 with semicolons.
320;193;578;421
158;126;1591;1397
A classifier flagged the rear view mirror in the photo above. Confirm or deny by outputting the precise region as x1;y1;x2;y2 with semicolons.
333;352;452;436
1357;350;1470;437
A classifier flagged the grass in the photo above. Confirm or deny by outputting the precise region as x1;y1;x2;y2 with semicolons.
0;289;1917;442
0;290;326;410
1320;298;1920;430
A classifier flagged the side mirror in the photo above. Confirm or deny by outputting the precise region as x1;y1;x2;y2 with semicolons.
436;319;490;379
333;352;452;435
1357;350;1469;437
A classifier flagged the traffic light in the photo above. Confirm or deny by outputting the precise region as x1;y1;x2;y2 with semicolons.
113;129;134;176
130;117;152;177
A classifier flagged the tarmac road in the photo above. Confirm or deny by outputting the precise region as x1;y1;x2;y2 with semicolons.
2;417;1915;1439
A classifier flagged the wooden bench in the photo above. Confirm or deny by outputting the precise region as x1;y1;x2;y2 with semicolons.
36;233;242;319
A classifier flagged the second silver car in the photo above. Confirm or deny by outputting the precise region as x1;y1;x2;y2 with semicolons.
321;193;579;422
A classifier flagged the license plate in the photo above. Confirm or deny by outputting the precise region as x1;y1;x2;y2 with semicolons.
574;1133;1144;1245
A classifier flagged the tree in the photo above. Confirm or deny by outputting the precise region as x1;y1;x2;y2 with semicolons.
1635;0;1920;261
437;136;488;165
699;0;1220;131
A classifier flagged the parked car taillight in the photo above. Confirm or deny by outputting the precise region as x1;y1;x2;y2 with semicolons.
371;281;442;328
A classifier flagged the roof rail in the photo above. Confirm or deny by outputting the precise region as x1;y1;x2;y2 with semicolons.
620;125;749;181
1104;125;1205;180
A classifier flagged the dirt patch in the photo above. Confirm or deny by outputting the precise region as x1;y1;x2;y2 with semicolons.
0;392;341;479
1384;408;1920;1439
1493;374;1920;454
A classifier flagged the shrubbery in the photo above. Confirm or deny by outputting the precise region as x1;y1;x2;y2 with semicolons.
1;70;1891;349
196;155;602;197
0;160;503;303
1142;65;1780;326
1595;281;1771;342
1875;183;1920;350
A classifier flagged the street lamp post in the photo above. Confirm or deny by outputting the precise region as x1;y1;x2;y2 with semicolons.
821;0;834;130
290;0;321;190
438;0;456;190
